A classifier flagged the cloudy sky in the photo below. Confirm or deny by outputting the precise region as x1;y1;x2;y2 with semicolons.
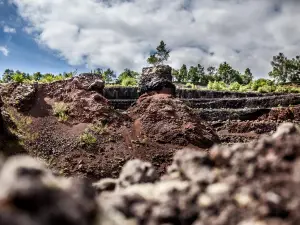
0;0;299;77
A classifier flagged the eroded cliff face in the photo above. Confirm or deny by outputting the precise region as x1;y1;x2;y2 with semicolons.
0;68;219;180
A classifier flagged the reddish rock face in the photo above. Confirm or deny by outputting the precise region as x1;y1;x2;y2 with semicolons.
128;94;220;148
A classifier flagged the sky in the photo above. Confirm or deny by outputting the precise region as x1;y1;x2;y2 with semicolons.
0;0;299;77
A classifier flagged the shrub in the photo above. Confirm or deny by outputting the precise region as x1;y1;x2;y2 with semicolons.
185;83;196;89
289;87;300;93
12;73;25;83
89;121;108;135
207;81;227;91
275;86;289;93
121;77;137;86
257;85;275;93
79;132;97;145
251;79;274;91
229;82;241;91
53;102;69;122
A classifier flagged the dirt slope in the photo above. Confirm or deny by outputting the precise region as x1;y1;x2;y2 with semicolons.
0;77;219;180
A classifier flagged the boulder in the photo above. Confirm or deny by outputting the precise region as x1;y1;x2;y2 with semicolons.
128;94;220;148
0;83;37;112
88;79;105;94
139;65;176;96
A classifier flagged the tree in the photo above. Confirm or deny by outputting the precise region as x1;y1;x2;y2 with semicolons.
33;72;42;81
102;68;116;83
179;64;188;82
2;69;14;82
171;68;181;82
217;62;242;84
206;66;217;83
241;68;253;85
269;52;289;83
287;55;300;82
147;40;170;66
188;66;200;84
197;63;208;86
207;66;217;76
117;68;139;84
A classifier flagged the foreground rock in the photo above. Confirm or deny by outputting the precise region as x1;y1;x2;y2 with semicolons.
98;123;300;225
1;123;300;224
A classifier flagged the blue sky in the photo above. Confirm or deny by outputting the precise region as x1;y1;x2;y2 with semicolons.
0;0;300;78
0;0;86;75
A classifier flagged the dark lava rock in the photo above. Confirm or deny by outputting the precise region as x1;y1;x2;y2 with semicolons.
139;65;176;96
88;80;105;94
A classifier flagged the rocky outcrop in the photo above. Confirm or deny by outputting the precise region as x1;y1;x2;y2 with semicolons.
128;94;220;148
139;65;176;96
0;83;37;112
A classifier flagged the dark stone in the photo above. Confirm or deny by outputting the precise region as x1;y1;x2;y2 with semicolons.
88;80;105;94
139;65;176;96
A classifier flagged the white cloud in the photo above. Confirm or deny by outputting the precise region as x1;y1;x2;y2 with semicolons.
3;25;16;33
0;46;9;56
11;0;300;77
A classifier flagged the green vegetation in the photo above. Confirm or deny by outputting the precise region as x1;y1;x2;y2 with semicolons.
147;40;170;66
88;121;108;135
5;107;38;143
3;41;300;93
53;102;69;122
79;132;97;145
1;69;76;83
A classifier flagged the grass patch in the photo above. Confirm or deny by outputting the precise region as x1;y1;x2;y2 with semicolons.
79;132;97;145
5;107;38;142
53;102;69;122
88;121;109;135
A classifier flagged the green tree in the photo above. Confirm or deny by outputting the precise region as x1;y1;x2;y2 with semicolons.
217;62;242;84
172;68;182;82
2;69;14;82
269;52;289;83
179;64;188;82
33;72;43;81
187;66;199;84
197;63;208;85
207;66;216;76
241;68;253;85
207;66;217;82
147;40;170;66
288;55;300;82
103;68;116;83
117;68;139;84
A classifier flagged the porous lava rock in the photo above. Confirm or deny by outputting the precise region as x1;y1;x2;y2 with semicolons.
0;155;99;225
97;123;300;225
139;65;176;96
128;93;220;148
0;82;37;112
1;123;300;224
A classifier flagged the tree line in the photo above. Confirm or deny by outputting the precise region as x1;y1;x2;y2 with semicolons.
1;41;300;87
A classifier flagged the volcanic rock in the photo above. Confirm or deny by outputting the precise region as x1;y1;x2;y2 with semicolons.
0;83;37;112
88;79;105;94
128;93;220;148
98;123;300;225
139;65;176;96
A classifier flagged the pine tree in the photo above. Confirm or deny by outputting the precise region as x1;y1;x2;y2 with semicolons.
147;40;170;66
